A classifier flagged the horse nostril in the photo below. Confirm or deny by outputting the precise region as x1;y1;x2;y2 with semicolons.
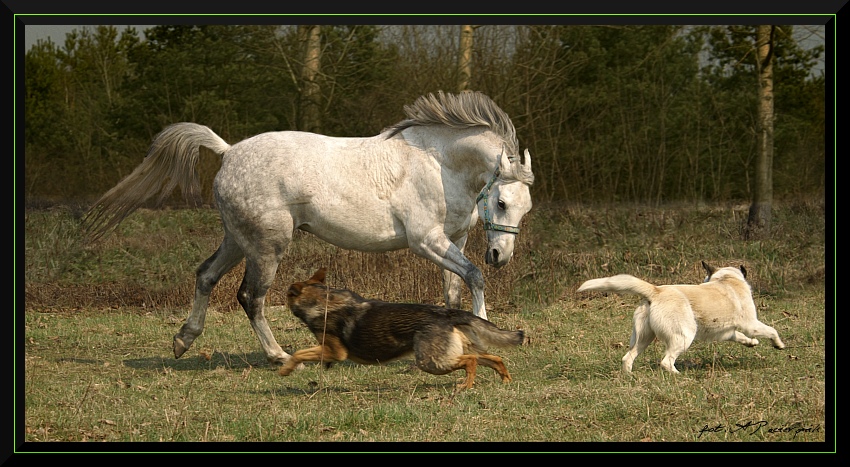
491;249;500;264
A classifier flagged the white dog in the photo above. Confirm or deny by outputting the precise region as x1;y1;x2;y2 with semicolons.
577;261;785;373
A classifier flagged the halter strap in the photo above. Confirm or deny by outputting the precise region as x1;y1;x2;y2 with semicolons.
476;160;521;235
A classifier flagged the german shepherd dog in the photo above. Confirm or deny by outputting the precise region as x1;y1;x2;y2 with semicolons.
578;261;785;374
278;268;526;390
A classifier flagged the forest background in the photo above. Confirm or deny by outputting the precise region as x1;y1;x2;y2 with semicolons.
21;23;827;208
17;20;832;447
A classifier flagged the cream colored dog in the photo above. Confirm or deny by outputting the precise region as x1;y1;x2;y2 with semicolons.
578;261;785;373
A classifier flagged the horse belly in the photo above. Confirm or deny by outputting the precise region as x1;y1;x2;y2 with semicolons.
299;214;410;252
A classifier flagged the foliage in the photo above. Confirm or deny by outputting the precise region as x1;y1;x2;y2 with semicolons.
24;26;143;199
22;24;826;204
699;25;826;198
316;25;406;136
120;25;293;140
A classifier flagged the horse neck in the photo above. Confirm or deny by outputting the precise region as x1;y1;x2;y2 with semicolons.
426;126;506;185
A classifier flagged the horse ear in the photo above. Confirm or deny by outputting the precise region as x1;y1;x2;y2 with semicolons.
309;267;327;284
498;149;512;173
521;148;531;167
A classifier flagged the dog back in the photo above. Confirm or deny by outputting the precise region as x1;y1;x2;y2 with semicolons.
288;282;524;364
673;270;756;324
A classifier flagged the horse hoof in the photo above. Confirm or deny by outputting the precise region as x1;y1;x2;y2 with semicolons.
173;336;188;359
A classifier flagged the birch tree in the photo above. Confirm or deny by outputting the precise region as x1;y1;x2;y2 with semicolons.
746;25;776;239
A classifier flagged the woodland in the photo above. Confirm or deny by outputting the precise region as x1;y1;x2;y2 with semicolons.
23;24;826;206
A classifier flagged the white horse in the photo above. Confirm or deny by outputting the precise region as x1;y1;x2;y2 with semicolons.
83;91;534;365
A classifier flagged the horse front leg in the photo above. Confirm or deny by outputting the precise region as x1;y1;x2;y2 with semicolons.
174;235;244;359
442;235;469;309
414;230;488;320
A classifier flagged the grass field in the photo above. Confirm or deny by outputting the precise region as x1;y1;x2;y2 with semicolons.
20;198;831;451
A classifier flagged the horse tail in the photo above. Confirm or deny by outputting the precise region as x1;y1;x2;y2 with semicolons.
82;123;231;242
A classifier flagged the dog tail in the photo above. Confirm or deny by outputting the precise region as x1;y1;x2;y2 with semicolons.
464;319;527;348
577;274;660;301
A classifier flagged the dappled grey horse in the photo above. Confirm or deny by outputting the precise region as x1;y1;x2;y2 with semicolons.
84;91;534;365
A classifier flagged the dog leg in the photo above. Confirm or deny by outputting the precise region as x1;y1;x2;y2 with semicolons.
713;328;760;347
657;331;694;374
278;344;347;376
742;322;786;349
475;353;512;383
659;350;683;374
453;354;478;390
623;304;655;373
657;332;694;375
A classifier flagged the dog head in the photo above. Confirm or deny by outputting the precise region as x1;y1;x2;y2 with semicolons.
287;267;327;303
286;268;369;318
702;260;747;283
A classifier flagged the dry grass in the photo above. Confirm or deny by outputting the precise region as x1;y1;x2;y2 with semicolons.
20;198;830;450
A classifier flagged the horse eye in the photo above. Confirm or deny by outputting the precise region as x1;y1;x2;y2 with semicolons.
497;200;506;210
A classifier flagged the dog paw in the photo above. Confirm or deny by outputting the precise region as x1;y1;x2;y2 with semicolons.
278;364;298;376
456;379;475;390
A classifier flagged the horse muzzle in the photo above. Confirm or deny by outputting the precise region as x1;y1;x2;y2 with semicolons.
485;247;512;268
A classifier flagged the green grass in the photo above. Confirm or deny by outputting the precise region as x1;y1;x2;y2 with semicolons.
20;199;830;449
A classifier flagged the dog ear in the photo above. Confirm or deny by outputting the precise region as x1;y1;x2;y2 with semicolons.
739;265;747;279
701;261;716;283
287;283;303;298
701;261;714;275
308;267;327;284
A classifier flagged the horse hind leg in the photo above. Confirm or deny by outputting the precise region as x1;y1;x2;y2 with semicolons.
174;234;245;359
237;242;293;366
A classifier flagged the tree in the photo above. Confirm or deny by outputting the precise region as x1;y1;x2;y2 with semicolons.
702;24;823;229
313;25;405;137
512;25;704;203
457;25;477;92
299;25;322;133
22;24;824;205
746;25;776;239
24;26;141;200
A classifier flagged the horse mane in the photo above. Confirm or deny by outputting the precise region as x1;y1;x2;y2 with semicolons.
384;91;519;156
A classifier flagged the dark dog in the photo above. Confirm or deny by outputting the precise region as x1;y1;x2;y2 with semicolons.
279;268;526;390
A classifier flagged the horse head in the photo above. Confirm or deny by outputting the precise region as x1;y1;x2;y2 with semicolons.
477;149;533;268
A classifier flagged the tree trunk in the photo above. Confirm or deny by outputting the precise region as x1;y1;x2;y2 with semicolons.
299;25;322;133
457;25;475;92
745;25;775;240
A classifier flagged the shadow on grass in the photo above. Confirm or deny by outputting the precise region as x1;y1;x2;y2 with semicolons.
117;350;429;373
118;351;272;371
268;376;466;397
104;352;479;395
